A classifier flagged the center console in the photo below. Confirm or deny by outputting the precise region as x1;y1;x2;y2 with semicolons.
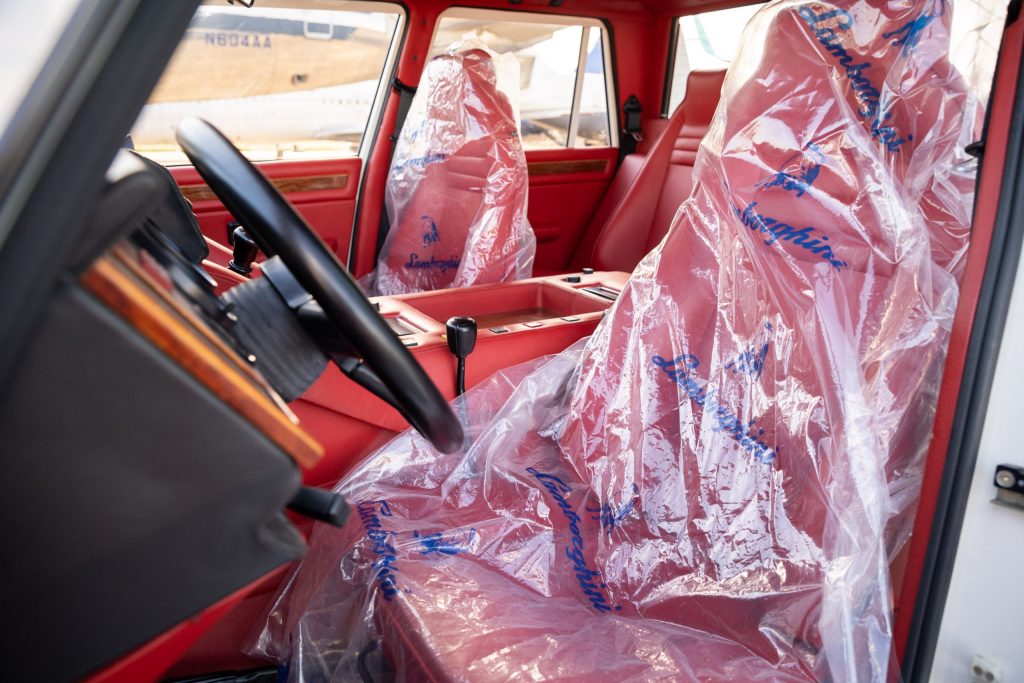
295;269;628;478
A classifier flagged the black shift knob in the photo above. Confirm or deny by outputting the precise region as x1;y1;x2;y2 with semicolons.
446;316;477;358
229;226;259;275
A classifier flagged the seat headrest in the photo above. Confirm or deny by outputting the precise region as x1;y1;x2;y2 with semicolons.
424;48;505;123
712;2;972;275
679;70;726;126
460;47;498;85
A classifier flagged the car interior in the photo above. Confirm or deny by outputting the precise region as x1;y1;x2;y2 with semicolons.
0;0;1020;681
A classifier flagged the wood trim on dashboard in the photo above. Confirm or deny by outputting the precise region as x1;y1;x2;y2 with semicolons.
82;254;323;469
527;159;609;176
179;173;349;203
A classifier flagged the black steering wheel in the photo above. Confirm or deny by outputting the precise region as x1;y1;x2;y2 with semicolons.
176;117;463;454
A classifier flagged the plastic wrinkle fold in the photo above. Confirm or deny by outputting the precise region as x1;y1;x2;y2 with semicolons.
253;1;989;680
365;41;536;295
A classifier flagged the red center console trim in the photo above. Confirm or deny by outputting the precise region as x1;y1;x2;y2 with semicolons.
302;271;628;437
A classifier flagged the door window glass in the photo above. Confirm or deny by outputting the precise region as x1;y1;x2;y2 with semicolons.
131;1;403;164
666;4;761;114
429;11;614;149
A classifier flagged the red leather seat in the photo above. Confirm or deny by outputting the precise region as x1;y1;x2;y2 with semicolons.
372;48;535;295
263;3;978;680
569;70;726;273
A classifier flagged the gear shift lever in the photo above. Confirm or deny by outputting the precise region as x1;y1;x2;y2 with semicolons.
228;225;259;276
446;316;477;396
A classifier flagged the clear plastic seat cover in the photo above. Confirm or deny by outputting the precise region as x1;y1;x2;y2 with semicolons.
366;45;535;295
254;2;984;680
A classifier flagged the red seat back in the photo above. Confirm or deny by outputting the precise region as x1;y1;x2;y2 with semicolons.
373;48;535;295
571;69;726;272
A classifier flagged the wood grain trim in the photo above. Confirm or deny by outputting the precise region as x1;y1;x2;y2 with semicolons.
180;173;349;203
110;245;265;388
527;159;609;177
82;256;323;469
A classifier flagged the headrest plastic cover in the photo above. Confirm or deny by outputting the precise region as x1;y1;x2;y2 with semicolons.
253;2;987;680
365;41;535;295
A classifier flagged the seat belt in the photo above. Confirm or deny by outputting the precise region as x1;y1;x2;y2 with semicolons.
374;78;418;261
619;95;643;161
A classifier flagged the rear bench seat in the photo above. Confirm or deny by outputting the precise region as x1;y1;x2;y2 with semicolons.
568;69;726;273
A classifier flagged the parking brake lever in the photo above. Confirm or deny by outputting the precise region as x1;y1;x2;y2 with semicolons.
446;317;477;396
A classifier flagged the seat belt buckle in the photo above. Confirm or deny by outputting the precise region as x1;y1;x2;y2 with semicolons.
622;94;643;145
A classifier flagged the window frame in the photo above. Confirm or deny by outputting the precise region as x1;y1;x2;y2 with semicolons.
354;1;405;160
427;7;619;149
661;17;683;117
662;3;762;117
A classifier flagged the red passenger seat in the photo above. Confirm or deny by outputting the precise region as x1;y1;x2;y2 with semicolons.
569;70;726;273
371;48;535;295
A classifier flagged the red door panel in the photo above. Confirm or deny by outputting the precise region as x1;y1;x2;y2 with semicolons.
525;146;617;274
170;157;361;261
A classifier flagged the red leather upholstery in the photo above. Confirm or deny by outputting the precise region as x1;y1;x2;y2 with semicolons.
372;48;535;295
570;70;726;273
266;3;978;680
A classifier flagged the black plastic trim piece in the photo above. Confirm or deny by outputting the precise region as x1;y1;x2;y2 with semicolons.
902;12;1024;682
662;16;682;117
0;283;304;681
0;0;201;397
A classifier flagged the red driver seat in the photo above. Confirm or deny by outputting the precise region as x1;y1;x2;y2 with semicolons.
371;48;535;295
260;2;979;680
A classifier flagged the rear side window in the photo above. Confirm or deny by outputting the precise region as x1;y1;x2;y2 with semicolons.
131;1;403;165
428;10;615;150
665;4;761;114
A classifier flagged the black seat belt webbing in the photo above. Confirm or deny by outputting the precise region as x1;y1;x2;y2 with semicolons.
619;94;643;161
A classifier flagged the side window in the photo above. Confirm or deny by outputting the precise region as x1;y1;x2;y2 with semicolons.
428;11;614;149
665;4;761;114
131;2;403;165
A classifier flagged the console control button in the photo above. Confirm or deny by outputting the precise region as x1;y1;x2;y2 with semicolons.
561;316;580;322
582;267;594;275
489;326;509;334
564;275;581;283
523;322;543;328
402;339;418;347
